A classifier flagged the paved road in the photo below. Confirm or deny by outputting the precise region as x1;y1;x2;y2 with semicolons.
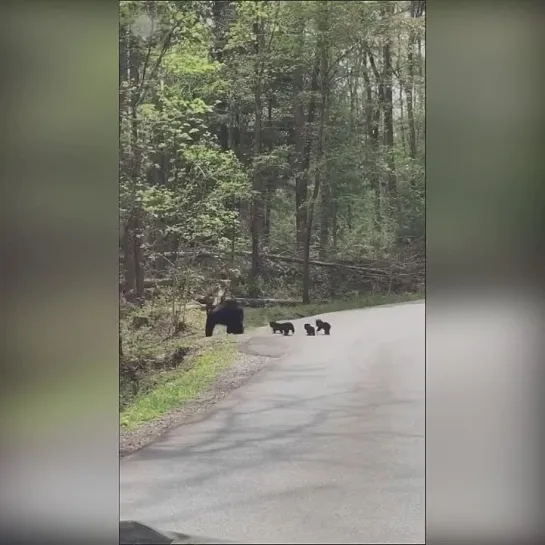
121;301;425;544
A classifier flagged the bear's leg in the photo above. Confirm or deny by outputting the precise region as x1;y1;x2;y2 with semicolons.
205;315;215;337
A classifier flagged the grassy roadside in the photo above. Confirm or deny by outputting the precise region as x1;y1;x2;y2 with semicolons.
244;291;424;328
120;339;237;430
120;291;423;430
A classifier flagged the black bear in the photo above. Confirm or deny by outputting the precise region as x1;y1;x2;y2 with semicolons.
315;319;331;335
269;321;295;336
205;300;244;337
304;323;316;336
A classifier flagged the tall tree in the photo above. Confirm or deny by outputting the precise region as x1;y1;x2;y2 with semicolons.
118;0;425;304
302;0;330;303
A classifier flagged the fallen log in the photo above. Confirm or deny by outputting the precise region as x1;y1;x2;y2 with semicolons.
156;250;415;276
193;297;312;308
236;298;309;307
119;250;423;293
119;277;181;290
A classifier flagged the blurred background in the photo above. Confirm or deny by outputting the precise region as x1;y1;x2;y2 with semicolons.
0;1;120;543
0;0;543;543
426;1;544;542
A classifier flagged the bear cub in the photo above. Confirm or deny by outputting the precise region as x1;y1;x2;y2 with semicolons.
315;319;331;335
269;321;295;336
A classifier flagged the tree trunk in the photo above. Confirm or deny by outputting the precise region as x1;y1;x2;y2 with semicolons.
382;19;397;204
250;17;264;284
130;87;145;303
362;47;381;226
121;217;136;297
262;97;274;246
122;25;145;304
406;4;418;160
331;198;338;255
406;48;417;159
120;22;134;299
303;1;329;304
384;50;397;201
211;0;232;151
397;42;408;155
234;112;241;153
131;210;145;303
299;54;320;252
319;180;331;260
228;94;236;151
348;68;356;134
399;81;407;155
263;177;275;247
319;147;333;260
293;24;307;256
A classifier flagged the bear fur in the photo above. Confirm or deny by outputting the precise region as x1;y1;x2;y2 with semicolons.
269;321;295;335
205;300;244;337
315;319;331;335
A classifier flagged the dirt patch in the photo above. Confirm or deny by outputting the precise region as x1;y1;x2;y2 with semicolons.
120;343;271;457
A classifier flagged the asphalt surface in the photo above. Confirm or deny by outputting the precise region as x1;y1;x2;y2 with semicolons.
121;301;425;544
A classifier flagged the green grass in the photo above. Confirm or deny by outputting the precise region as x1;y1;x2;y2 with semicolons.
244;291;423;328
120;339;238;430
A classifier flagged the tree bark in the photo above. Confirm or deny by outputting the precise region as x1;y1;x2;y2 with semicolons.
211;0;232;151
121;216;136;297
263;97;274;246
319;179;331;260
331;198;338;256
295;58;320;253
399;81;407;155
382;7;397;204
406;38;417;160
361;47;381;225
293;22;307;256
250;17;265;284
303;1;329;304
121;24;145;304
130;70;145;303
406;1;423;160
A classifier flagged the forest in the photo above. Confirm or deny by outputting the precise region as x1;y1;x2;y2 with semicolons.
119;0;425;413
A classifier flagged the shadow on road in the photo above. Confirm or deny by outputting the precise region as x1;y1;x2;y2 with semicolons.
125;385;423;515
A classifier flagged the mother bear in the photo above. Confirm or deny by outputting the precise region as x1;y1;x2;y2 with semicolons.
205;299;244;337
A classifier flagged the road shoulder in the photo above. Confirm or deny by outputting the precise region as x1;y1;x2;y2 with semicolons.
120;333;273;458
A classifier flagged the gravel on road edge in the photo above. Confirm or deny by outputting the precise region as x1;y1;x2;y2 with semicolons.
120;336;271;458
